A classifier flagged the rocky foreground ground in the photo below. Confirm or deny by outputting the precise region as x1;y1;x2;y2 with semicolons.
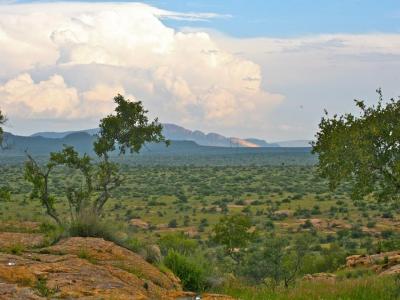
0;229;233;300
0;224;399;299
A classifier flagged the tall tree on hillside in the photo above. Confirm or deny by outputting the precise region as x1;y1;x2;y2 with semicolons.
312;89;400;202
25;94;169;226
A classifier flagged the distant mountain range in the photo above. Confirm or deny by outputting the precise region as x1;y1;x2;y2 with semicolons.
2;131;201;156
30;123;309;148
1;124;312;157
0;123;312;156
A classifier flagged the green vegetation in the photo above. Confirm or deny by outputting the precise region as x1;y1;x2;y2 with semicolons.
2;93;400;299
312;89;400;202
0;109;5;147
219;276;399;300
24;94;168;228
213;214;255;263
35;276;57;297
164;249;208;291
242;234;311;288
3;243;25;255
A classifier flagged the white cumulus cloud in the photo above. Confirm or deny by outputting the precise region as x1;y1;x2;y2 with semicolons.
0;74;79;119
1;2;399;139
0;2;282;136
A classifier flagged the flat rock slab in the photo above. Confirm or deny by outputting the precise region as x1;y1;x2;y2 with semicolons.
0;236;233;300
0;252;172;299
0;232;45;249
0;280;43;300
43;237;181;290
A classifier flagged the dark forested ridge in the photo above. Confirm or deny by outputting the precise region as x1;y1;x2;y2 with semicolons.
0;132;314;166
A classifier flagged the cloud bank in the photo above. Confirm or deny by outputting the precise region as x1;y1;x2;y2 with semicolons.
0;2;282;135
0;2;399;139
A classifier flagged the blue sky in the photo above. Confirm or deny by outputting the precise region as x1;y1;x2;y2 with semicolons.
12;0;400;37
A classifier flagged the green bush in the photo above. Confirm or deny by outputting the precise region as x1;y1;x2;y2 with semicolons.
123;237;143;253
159;232;197;256
0;186;11;202
163;250;207;292
68;213;119;244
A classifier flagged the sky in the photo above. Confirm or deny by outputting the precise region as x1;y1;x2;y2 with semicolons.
0;1;399;141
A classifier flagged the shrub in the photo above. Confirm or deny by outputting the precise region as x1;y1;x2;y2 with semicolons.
159;233;197;256
7;243;25;255
140;244;162;264
301;219;313;229
68;212;119;243
123;237;143;253
39;222;64;246
168;219;178;228
0;187;11;202
163;250;207;292
366;221;376;228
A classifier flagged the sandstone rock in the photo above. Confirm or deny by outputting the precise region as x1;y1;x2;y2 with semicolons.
0;232;45;250
380;264;400;276
303;272;336;283
130;219;149;229
346;250;400;277
274;210;292;217
42;237;181;290
0;248;180;299
346;251;400;268
0;221;41;232
0;235;233;299
0;253;153;298
0;280;43;300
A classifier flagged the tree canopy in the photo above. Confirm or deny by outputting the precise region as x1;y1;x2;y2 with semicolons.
242;234;311;288
94;94;168;157
0;109;6;147
213;214;255;263
312;89;400;202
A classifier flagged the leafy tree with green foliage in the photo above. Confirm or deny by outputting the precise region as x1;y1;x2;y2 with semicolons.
312;89;400;202
24;94;168;226
0;109;6;147
242;234;311;288
212;214;255;263
0;187;11;202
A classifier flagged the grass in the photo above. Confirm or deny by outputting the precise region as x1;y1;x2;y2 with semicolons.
219;276;399;300
113;261;145;279
35;276;57;297
335;267;375;280
77;248;98;264
3;243;25;255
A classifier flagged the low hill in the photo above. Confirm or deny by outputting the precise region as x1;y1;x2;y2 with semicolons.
30;123;280;148
1;132;315;166
2;132;200;156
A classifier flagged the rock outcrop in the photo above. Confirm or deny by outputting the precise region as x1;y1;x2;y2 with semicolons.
303;273;336;283
0;236;233;299
346;251;400;275
0;232;45;250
